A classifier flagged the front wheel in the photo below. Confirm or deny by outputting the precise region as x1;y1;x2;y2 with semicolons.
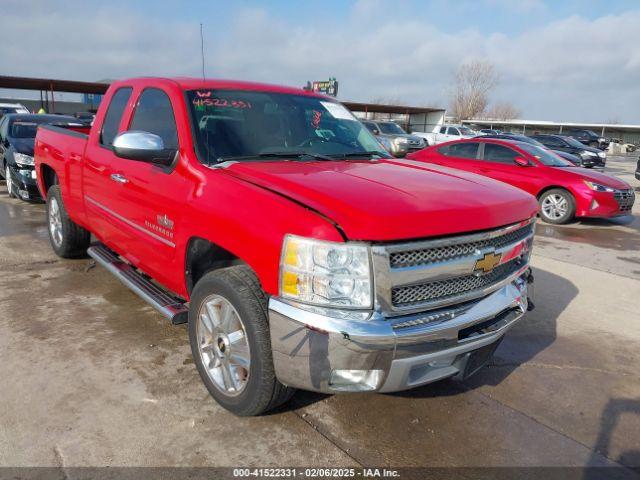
539;189;576;224
188;265;294;416
5;165;15;198
46;185;90;258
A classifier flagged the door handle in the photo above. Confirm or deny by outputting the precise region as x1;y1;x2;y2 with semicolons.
110;173;129;184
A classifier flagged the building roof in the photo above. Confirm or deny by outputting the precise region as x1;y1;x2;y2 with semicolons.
463;118;640;131
342;101;443;115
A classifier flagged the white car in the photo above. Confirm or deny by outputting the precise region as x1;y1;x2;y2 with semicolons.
0;103;29;116
412;125;478;146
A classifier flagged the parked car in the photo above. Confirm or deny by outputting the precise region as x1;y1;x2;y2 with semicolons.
361;120;426;156
73;111;96;125
529;134;606;168
0;102;29;117
0;113;85;201
413;124;477;146
480;133;584;166
407;138;634;224
635;157;640;181
35;77;537;416
566;129;608;150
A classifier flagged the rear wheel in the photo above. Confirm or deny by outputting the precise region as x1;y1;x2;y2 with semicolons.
188;265;294;416
46;185;90;258
539;189;575;224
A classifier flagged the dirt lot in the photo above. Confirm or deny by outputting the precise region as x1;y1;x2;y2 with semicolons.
0;156;638;473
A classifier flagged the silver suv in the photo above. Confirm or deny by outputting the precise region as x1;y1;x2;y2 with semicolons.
362;120;426;157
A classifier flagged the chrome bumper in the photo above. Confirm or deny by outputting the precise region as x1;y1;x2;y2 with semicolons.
268;271;531;393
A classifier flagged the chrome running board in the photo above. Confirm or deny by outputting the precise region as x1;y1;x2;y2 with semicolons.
87;244;189;325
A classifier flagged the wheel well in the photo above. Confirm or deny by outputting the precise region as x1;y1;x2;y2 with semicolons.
185;237;245;294
40;164;58;196
536;185;571;200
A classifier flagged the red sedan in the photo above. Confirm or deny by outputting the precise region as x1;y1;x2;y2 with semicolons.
407;138;635;224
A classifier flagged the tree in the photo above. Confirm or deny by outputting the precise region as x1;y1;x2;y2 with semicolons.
450;60;498;121
484;101;521;120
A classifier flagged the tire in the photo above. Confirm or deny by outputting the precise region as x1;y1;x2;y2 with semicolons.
5;164;15;198
46;185;90;258
539;188;576;224
188;265;294;416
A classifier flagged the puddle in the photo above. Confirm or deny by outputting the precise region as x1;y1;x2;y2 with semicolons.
535;221;640;252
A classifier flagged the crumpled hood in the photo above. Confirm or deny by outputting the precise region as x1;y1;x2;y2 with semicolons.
555;167;630;190
9;137;35;156
223;158;538;241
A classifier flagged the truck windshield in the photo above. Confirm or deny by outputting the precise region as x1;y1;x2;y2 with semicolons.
378;122;406;135
10;122;39;138
186;89;389;163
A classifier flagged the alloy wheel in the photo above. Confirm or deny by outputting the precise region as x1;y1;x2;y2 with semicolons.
5;166;12;197
48;197;64;247
195;294;251;396
541;193;568;221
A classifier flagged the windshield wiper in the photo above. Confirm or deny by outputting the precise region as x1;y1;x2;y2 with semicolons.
218;152;335;163
328;151;389;159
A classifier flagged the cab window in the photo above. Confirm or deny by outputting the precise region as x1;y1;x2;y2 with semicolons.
438;142;479;159
100;87;132;147
482;143;519;164
448;127;460;136
129;88;179;149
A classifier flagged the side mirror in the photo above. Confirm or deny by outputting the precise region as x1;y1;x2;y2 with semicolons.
372;128;380;135
514;156;530;167
112;131;176;166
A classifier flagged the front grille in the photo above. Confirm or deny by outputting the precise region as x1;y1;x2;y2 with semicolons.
389;223;534;269
391;258;524;307
614;189;635;213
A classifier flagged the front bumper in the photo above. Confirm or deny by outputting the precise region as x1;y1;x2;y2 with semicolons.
269;271;531;393
7;165;41;201
577;189;635;218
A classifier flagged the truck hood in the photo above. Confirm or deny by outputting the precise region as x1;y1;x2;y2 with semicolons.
223;159;538;242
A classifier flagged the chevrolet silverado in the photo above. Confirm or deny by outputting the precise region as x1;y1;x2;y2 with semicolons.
35;77;537;416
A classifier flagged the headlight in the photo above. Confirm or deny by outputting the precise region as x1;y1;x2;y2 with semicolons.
583;181;615;192
393;137;408;146
14;153;34;166
598;151;606;158
280;235;372;309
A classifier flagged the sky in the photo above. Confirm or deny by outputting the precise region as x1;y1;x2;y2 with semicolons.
2;0;640;123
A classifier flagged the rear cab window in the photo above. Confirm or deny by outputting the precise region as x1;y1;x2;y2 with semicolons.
100;87;133;147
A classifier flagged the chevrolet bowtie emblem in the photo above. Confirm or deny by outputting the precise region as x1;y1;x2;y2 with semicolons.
474;251;502;274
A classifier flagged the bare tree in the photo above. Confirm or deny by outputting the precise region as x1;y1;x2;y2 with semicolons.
450;60;498;121
484;101;521;120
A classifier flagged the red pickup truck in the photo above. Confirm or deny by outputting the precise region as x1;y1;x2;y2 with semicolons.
35;77;537;416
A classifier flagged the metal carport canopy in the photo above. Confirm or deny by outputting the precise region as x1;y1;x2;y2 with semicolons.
0;75;109;94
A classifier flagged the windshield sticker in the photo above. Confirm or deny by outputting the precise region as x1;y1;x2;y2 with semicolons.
311;110;322;129
192;97;253;110
320;101;354;121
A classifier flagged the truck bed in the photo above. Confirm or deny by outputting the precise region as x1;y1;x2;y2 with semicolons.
34;123;91;225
